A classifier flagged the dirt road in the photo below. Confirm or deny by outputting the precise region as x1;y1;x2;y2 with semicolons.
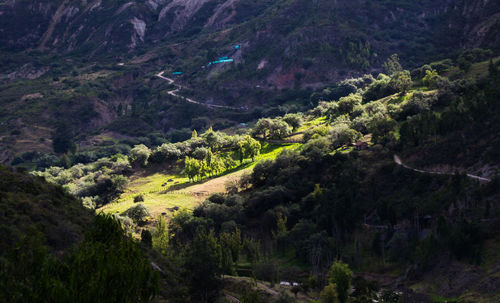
394;155;491;183
156;71;243;110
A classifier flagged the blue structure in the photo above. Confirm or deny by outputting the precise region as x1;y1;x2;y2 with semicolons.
172;72;183;75
219;56;228;60
235;45;240;50
207;58;234;66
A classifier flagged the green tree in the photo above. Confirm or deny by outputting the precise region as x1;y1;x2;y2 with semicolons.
283;113;303;131
0;215;159;303
185;229;222;302
192;129;198;139
320;283;339;303
153;216;169;254
269;119;292;139
52;123;73;154
328;261;353;303
184;157;201;182
336;94;362;116
422;69;440;88
203;127;223;150
252;118;273;139
389;70;412;94
130;144;151;167
238;135;261;163
123;203;151;224
383;54;402;75
60;154;71;168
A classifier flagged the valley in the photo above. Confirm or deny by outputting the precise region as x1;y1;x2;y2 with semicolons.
0;1;499;303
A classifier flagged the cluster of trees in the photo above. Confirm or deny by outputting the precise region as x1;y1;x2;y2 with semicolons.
0;215;159;303
184;149;233;182
251;117;293;140
34;154;131;208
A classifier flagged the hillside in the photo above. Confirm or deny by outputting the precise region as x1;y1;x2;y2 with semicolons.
17;55;499;302
0;1;499;165
0;165;92;251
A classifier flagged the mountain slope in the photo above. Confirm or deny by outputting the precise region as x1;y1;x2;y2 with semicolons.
1;0;499;86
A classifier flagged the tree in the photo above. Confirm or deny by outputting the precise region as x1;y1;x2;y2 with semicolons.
59;154;71;168
52;123;73;154
130;144;151;167
193;147;209;160
0;215;159;303
330;124;361;148
149;143;181;163
383;54;402;75
203;127;223;150
336;93;362;116
389;70;412;94
184;157;201;182
185;229;222;302
320;283;339;303
192;129;198;139
328;261;353;303
152;216;169;254
269;119;292;139
238;135;261;163
252;118;273;139
283;113;303;131
422;69;440;88
123;203;151;224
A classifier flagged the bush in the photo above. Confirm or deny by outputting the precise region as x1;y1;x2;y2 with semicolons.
328;261;353;303
320;283;339;303
400;91;437;118
134;194;144;203
336;93;362;116
129;144;151;167
283;113;303;131
123;204;151;223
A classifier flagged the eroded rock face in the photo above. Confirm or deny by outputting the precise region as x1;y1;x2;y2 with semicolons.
0;0;498;80
130;17;146;48
0;0;498;55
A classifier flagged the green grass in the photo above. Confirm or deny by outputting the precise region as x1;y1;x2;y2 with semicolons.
298;116;327;132
445;56;500;79
99;142;302;219
430;294;459;303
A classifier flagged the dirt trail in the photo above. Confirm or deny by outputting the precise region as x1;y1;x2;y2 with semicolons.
156;71;242;110
394;155;491;183
182;167;250;200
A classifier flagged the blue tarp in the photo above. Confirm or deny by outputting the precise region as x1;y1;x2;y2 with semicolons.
172;72;183;75
207;58;234;65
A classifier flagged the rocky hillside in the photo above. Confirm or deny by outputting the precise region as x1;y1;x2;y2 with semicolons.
1;0;499;85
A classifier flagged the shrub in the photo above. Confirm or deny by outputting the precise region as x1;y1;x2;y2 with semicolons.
328;261;353;303
336;93;362;116
123;203;151;223
134;194;144;203
283;113;303;131
129;144;151;167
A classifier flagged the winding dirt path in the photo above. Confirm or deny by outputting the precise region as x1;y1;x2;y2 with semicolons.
394;155;491;183
156;71;243;110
